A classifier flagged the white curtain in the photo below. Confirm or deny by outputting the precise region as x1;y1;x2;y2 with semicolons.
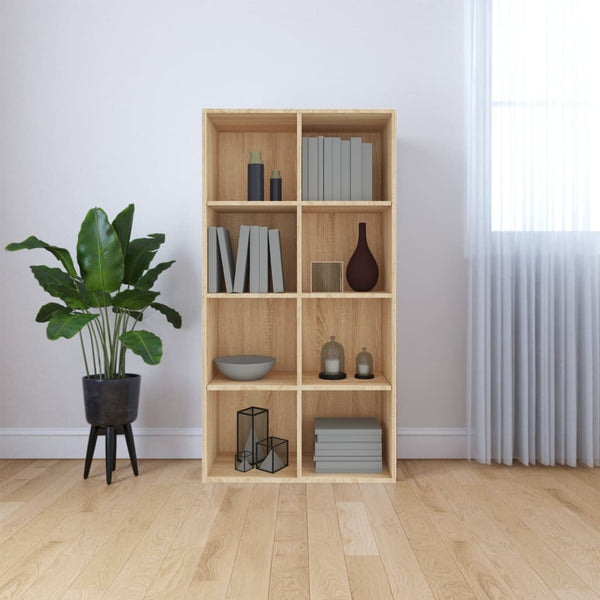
466;0;600;466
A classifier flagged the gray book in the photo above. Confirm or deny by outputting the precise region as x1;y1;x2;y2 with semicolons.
314;449;382;458
331;137;341;201
361;142;372;201
216;227;234;293
315;461;382;473
340;140;351;201
314;454;382;461
323;137;332;201
268;229;284;293
208;226;223;293
315;441;382;452
259;226;269;293
307;137;318;201
249;225;261;293
302;137;308;201
233;225;250;293
350;137;362;201
315;417;381;433
317;135;324;201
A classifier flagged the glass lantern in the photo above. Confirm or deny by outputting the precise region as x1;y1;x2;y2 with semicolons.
319;336;346;380
355;347;374;379
237;406;269;466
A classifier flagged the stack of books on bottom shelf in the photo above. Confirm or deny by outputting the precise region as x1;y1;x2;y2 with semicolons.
313;417;382;473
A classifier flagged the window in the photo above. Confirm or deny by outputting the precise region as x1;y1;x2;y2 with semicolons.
491;0;600;232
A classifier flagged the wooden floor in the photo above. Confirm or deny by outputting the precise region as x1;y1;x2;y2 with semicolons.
1;460;600;599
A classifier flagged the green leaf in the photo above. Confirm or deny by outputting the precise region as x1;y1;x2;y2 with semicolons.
112;204;135;259
113;289;160;310
136;260;175;290
75;280;111;308
36;302;70;323
30;266;88;309
47;311;98;340
5;235;78;278
123;234;165;285
150;302;182;329
120;330;162;365
77;207;124;293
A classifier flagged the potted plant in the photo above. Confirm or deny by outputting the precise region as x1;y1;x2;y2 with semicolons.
5;204;182;483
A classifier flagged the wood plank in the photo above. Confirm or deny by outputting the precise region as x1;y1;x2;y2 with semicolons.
102;479;199;599
226;484;279;599
360;484;435;599
65;461;187;598
184;484;253;599
145;484;226;599
307;484;352;599
269;484;309;600
346;556;393;600
386;479;478;600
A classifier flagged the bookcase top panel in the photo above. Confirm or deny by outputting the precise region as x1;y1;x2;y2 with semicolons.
204;110;297;132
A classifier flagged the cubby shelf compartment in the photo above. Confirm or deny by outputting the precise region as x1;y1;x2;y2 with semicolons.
202;109;396;483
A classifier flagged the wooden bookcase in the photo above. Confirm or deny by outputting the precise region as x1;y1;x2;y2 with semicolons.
202;109;397;482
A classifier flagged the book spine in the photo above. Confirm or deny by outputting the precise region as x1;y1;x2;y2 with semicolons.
307;138;318;201
323;137;332;202
208;226;222;293
317;135;324;201
249;226;260;293
350;137;362;201
259;226;269;293
233;225;250;293
340;140;350;201
302;137;308;202
217;227;235;293
331;137;341;201
361;142;372;201
268;229;284;293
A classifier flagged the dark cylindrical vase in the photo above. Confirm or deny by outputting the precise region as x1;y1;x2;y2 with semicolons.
82;374;140;426
248;151;264;201
270;169;282;201
346;222;379;292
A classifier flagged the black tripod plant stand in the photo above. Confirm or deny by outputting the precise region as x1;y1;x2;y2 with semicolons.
83;424;138;485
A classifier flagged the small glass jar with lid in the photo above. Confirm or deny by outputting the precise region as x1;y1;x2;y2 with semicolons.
319;336;346;380
354;347;374;379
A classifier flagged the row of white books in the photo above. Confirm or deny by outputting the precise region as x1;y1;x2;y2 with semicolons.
301;136;373;202
208;226;285;293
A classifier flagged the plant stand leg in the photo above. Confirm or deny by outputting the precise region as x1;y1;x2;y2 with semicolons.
83;426;99;479
105;426;115;484
112;432;117;472
123;423;139;476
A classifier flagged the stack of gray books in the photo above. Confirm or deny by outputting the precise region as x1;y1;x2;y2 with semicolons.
313;417;382;473
208;225;284;293
301;136;372;202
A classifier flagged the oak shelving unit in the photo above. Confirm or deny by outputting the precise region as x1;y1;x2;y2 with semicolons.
202;109;396;482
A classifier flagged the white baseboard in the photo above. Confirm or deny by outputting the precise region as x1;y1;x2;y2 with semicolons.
1;427;467;460
397;427;468;459
0;427;202;459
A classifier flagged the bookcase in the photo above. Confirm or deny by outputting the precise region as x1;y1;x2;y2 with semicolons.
202;109;396;482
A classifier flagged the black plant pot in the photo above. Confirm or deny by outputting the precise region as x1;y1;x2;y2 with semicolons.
82;374;141;484
82;374;140;426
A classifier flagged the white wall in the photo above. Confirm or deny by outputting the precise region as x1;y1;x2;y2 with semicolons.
0;0;467;458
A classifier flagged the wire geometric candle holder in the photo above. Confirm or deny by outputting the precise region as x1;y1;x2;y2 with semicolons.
256;436;289;473
237;406;269;466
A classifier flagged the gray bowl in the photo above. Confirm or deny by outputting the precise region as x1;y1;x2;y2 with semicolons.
215;355;276;381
